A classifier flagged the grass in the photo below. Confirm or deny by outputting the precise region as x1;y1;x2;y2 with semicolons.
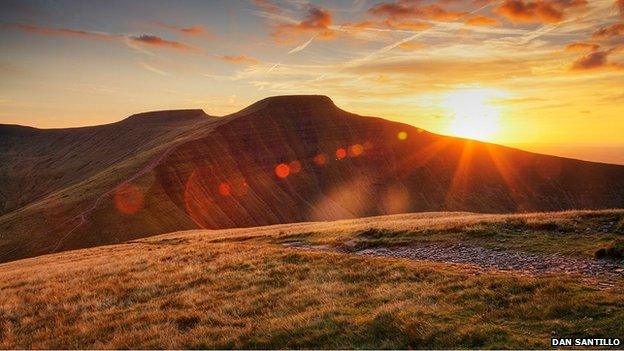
595;240;624;260
275;210;624;258
1;210;623;349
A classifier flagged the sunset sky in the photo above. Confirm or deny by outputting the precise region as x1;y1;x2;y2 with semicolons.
1;0;623;164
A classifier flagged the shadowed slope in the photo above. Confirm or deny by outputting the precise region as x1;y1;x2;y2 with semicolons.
0;109;211;215
0;109;219;261
1;95;624;262
154;95;624;228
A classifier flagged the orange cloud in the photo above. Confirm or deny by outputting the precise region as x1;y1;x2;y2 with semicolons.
7;23;198;53
495;0;586;24
385;19;432;30
343;20;376;30
252;0;282;14
271;6;335;44
368;1;467;22
368;1;418;20
129;35;198;52
421;4;467;21
6;23;119;41
619;0;624;18
154;22;212;37
592;23;624;40
397;41;426;51
565;42;600;51
571;48;623;71
465;15;501;26
218;55;260;65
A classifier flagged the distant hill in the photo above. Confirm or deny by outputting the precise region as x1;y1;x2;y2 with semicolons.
1;95;624;262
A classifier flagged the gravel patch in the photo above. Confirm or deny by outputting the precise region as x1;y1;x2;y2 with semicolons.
283;242;624;285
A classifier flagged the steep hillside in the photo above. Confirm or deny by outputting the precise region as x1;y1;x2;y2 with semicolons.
153;95;624;228
0;110;220;261
1;95;624;262
0;109;212;215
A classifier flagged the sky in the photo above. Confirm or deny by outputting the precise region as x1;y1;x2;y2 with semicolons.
1;0;623;164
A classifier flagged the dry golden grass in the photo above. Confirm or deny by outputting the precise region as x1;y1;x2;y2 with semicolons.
1;210;623;349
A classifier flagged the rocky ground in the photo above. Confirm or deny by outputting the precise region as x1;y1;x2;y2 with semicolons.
284;241;624;288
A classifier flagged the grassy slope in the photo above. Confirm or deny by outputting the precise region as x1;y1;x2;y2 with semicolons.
1;210;623;349
293;209;624;258
0;113;228;261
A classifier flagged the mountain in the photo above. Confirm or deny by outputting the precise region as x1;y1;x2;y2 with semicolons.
1;95;624;262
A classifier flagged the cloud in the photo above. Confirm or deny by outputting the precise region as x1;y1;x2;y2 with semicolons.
571;48;623;71
6;23;118;41
565;42;600;51
422;4;468;21
397;41;426;51
465;15;501;26
368;1;467;22
138;62;169;76
252;0;282;14
494;0;586;24
384;20;432;30
619;0;624;18
6;23;198;53
345;57;533;83
592;23;624;40
288;36;316;54
217;55;260;65
368;1;418;20
128;35;198;52
271;5;335;44
154;22;212;37
340;20;377;31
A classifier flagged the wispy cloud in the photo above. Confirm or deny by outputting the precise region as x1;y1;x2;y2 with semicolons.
129;34;199;52
217;55;261;65
6;23;199;53
465;15;501;26
571;47;624;71
592;23;624;40
251;0;282;14
5;23;119;41
153;22;212;38
271;5;336;44
288;35;317;54
494;0;587;24
368;0;468;22
565;42;600;51
138;62;169;76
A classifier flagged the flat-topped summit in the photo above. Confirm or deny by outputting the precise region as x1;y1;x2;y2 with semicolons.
258;94;335;107
230;95;339;118
121;109;209;124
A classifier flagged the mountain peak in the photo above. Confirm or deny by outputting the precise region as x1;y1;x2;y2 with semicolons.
260;95;335;106
121;109;209;124
231;95;338;118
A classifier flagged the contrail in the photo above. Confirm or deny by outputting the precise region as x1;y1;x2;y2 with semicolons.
288;35;317;54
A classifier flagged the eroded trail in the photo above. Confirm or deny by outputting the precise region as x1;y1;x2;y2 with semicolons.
284;242;624;285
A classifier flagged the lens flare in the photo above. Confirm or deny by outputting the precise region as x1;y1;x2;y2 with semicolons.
336;148;347;159
113;183;144;215
349;144;364;156
218;182;231;196
289;160;302;174
275;163;290;178
314;153;327;166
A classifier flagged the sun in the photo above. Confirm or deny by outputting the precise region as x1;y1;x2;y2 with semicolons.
443;88;504;141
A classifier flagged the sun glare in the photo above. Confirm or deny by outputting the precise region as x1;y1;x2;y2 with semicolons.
443;88;505;141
